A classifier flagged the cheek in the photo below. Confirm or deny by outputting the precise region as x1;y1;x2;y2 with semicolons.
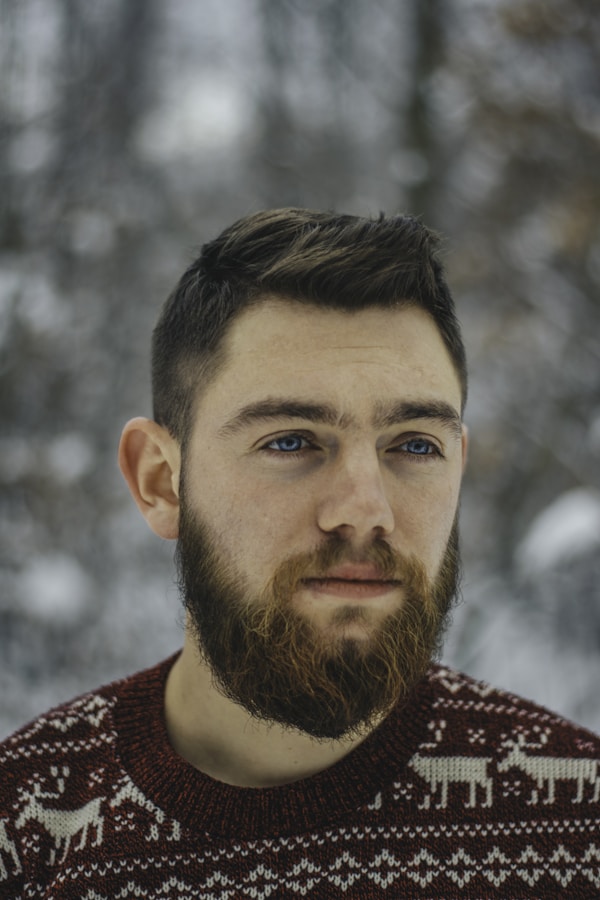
391;479;461;574
198;481;312;574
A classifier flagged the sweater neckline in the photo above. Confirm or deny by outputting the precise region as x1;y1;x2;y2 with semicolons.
114;653;434;840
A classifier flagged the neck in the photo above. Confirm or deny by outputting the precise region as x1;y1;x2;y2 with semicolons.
164;632;378;788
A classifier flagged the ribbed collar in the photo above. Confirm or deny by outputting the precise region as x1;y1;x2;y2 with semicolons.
114;654;434;840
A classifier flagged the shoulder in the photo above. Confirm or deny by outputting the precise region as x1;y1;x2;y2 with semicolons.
398;665;600;819
2;667;131;759
0;656;176;792
0;657;176;892
424;663;600;750
0;681;117;891
0;681;121;830
1;684;117;770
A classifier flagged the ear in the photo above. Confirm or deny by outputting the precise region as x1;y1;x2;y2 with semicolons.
118;418;181;540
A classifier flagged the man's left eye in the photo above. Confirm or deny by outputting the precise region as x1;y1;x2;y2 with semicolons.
267;434;307;453
400;438;438;456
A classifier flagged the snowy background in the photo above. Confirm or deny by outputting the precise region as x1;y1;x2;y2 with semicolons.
1;0;599;738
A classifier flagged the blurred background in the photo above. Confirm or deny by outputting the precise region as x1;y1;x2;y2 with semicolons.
1;0;599;739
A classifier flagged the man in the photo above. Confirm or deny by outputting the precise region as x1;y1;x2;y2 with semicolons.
1;209;599;898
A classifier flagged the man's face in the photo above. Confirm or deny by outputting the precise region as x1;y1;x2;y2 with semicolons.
177;299;467;738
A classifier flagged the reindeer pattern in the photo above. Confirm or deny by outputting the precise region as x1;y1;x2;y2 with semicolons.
111;776;181;842
407;717;600;811
0;818;22;882
12;765;179;872
4;664;600;892
15;769;105;866
408;721;494;809
409;751;493;809
498;732;600;805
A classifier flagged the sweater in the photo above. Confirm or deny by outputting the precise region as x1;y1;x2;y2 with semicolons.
1;654;599;899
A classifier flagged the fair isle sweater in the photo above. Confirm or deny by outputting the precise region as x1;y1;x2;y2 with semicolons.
1;655;600;899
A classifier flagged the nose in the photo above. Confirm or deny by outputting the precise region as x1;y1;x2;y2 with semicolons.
316;446;395;542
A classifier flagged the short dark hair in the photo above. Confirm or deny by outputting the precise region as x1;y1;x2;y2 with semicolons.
152;208;467;443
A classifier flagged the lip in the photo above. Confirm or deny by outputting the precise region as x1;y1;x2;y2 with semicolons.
302;574;402;600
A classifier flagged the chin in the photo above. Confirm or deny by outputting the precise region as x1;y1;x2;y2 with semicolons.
318;608;392;651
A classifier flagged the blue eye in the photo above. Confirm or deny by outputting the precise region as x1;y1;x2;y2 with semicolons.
267;434;307;453
401;438;437;456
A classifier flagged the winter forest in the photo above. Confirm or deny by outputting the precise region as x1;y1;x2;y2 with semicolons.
1;0;599;739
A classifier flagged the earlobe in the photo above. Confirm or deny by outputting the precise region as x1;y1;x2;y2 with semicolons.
118;417;181;540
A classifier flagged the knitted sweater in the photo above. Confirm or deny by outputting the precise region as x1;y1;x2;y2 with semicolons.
1;655;599;899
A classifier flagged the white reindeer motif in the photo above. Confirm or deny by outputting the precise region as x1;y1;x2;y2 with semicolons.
111;779;180;842
498;734;600;805
15;787;104;865
409;752;493;809
0;818;22;881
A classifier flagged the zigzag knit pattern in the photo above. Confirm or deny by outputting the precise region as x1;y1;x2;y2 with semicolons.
1;655;600;898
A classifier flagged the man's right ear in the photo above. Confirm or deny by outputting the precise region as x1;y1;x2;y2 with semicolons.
118;418;181;540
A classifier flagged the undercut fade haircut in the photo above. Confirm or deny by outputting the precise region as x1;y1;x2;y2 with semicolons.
152;208;467;444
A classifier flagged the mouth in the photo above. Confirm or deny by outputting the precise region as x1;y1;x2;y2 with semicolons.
302;565;402;600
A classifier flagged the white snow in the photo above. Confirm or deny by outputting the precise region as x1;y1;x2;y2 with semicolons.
18;555;92;624
134;76;251;163
45;433;95;484
516;488;600;575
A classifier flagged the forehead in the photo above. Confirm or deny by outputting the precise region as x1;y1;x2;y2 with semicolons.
198;299;462;420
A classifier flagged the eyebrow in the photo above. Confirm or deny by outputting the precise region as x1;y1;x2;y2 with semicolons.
218;399;343;436
218;396;462;438
374;400;463;437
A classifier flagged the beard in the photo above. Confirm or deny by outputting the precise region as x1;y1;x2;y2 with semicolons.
176;501;461;741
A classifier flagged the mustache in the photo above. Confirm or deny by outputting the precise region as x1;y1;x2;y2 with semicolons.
266;536;427;604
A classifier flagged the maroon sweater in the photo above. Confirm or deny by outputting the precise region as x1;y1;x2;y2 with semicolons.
1;655;599;898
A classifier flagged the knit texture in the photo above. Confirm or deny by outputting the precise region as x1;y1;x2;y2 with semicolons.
1;654;599;898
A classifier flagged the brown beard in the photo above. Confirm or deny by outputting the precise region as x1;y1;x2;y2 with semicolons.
176;502;460;740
